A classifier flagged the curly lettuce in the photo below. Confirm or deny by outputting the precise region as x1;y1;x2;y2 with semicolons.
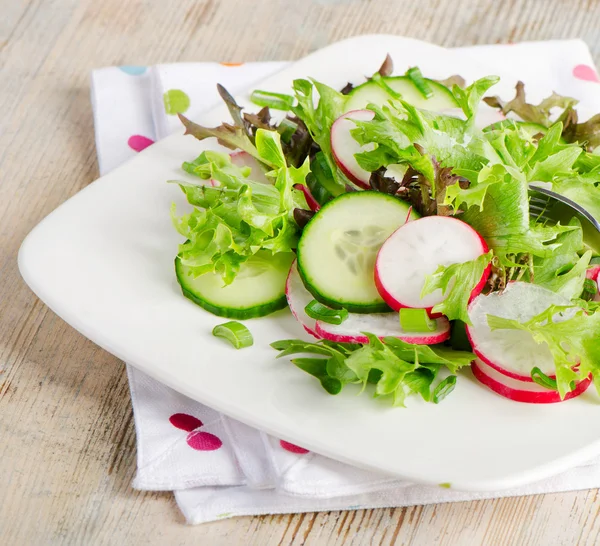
172;129;309;284
421;251;493;324
271;335;474;407
291;79;350;195
488;305;600;398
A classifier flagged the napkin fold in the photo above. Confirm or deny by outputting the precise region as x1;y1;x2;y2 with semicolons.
91;39;600;524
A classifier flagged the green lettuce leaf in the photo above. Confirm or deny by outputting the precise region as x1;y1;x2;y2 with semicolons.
451;76;499;123
487;305;600;398
551;172;600;221
271;334;474;407
533;218;591;299
172;129;309;284
349;85;495;215
449;126;581;264
421;251;493;324
291;79;349;195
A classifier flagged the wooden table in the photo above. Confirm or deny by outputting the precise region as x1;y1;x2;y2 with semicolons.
2;0;600;543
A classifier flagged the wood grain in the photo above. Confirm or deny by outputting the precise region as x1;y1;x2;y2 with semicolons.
2;0;600;543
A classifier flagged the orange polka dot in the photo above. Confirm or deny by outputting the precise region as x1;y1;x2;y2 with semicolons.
220;62;244;67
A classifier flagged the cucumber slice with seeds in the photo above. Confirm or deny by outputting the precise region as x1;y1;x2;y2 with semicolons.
344;76;458;113
176;250;295;319
297;192;419;313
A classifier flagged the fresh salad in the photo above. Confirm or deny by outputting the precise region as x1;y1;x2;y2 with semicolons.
169;56;600;407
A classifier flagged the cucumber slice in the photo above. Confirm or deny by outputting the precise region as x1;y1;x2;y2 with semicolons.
176;251;295;319
297;192;419;313
344;77;458;113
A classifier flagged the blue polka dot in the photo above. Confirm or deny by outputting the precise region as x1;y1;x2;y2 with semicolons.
118;65;147;76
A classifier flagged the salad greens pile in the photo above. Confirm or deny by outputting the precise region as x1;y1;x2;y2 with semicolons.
271;335;473;406
171;128;309;284
170;55;600;406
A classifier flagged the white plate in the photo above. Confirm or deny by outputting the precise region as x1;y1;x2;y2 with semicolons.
19;35;600;491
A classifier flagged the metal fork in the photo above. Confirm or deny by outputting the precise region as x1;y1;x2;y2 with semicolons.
528;186;600;253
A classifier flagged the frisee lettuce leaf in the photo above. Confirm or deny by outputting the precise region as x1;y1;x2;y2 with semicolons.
483;80;600;152
172;129;309;284
447;124;584;264
271;334;474;407
451;76;500;124
487;305;600;398
532;218;591;299
483;81;578;128
349;88;492;216
421;251;493;324
291;79;350;195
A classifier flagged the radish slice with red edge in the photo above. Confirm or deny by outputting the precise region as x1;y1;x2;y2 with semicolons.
230;151;271;184
585;266;600;301
315;312;450;345
331;109;375;188
586;265;600;281
466;282;572;382
375;216;490;313
293;184;320;211
472;358;591;404
285;261;319;339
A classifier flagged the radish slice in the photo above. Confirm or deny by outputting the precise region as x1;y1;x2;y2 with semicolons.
293;184;320;211
472;358;591;404
285;261;319;339
230;151;271;184
586;265;600;281
315;312;450;344
375;216;489;312
466;282;571;382
586;266;600;302
331;109;375;188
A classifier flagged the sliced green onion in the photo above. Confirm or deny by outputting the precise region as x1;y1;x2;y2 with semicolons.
399;308;437;332
212;321;254;349
304;300;348;325
406;67;434;99
250;90;295;111
432;375;457;403
530;367;558;390
277;118;298;143
590;256;600;265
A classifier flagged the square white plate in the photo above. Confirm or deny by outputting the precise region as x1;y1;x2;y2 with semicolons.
19;35;600;491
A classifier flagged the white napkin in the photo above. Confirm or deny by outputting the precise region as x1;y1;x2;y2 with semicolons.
91;39;600;524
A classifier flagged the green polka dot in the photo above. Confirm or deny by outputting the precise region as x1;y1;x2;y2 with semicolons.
163;89;190;115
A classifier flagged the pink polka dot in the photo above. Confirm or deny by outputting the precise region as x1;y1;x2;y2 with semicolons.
169;413;203;432
573;64;600;83
187;431;223;451
128;134;155;152
280;440;309;454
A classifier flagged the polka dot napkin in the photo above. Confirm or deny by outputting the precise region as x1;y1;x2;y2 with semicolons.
91;40;600;524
